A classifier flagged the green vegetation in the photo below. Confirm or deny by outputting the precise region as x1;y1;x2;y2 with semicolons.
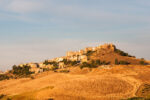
119;60;130;65
80;60;110;69
59;69;70;73
62;59;79;66
139;58;148;65
51;66;59;71
122;97;150;100
12;65;33;77
0;74;9;81
85;50;95;56
115;58;119;65
80;62;97;69
115;59;130;65
141;84;150;95
0;94;5;99
125;97;145;100
48;98;54;100
43;68;50;72
115;49;135;57
43;60;58;67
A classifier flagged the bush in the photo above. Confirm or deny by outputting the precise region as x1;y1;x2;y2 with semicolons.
115;49;135;57
59;70;70;73
30;76;35;79
43;68;50;72
101;61;110;65
44;60;58;66
51;66;59;71
0;94;5;99
139;58;147;65
126;97;145;100
114;59;130;65
0;74;9;81
115;58;119;65
12;65;33;77
119;61;130;65
80;62;94;69
85;50;95;56
62;59;79;66
96;59;101;65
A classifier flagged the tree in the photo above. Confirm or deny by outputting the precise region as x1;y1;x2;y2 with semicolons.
139;58;147;65
12;65;33;76
96;59;101;65
115;59;119;65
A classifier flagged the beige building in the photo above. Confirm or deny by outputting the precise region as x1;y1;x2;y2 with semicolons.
79;55;88;62
30;67;43;74
59;62;65;69
39;62;45;68
56;57;65;62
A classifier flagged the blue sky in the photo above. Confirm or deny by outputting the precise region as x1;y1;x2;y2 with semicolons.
0;0;150;71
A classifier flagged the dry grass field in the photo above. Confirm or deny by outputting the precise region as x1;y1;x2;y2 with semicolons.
0;65;150;100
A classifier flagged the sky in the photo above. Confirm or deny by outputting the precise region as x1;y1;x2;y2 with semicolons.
0;0;150;71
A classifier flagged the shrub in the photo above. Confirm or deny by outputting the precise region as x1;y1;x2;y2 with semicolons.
48;98;54;100
59;70;70;73
80;61;99;69
43;60;58;66
43;60;49;65
119;61;130;65
96;59;101;65
71;61;79;66
85;50;95;56
126;97;145;100
115;58;119;65
0;74;9;81
7;98;11;100
115;59;130;65
139;58;147;65
12;65;33;77
101;61;110;65
0;94;5;99
62;59;79;66
115;49;135;57
51;66;59;71
30;76;35;79
43;68;50;72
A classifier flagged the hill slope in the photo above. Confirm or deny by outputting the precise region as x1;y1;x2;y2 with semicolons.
0;65;150;100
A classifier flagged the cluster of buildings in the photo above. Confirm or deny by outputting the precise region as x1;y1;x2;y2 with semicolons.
17;44;116;74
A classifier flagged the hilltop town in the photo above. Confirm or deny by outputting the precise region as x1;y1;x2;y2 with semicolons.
0;43;150;100
1;43;148;76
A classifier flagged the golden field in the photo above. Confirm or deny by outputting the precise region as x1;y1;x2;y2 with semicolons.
0;65;150;100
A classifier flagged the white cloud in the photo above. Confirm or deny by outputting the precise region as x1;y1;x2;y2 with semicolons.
1;0;44;14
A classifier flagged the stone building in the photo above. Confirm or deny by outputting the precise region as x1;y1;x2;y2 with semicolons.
97;43;116;51
30;67;43;74
59;62;65;69
79;55;88;62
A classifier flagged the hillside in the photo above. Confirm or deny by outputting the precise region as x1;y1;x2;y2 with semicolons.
0;43;150;100
0;65;150;100
83;44;141;65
